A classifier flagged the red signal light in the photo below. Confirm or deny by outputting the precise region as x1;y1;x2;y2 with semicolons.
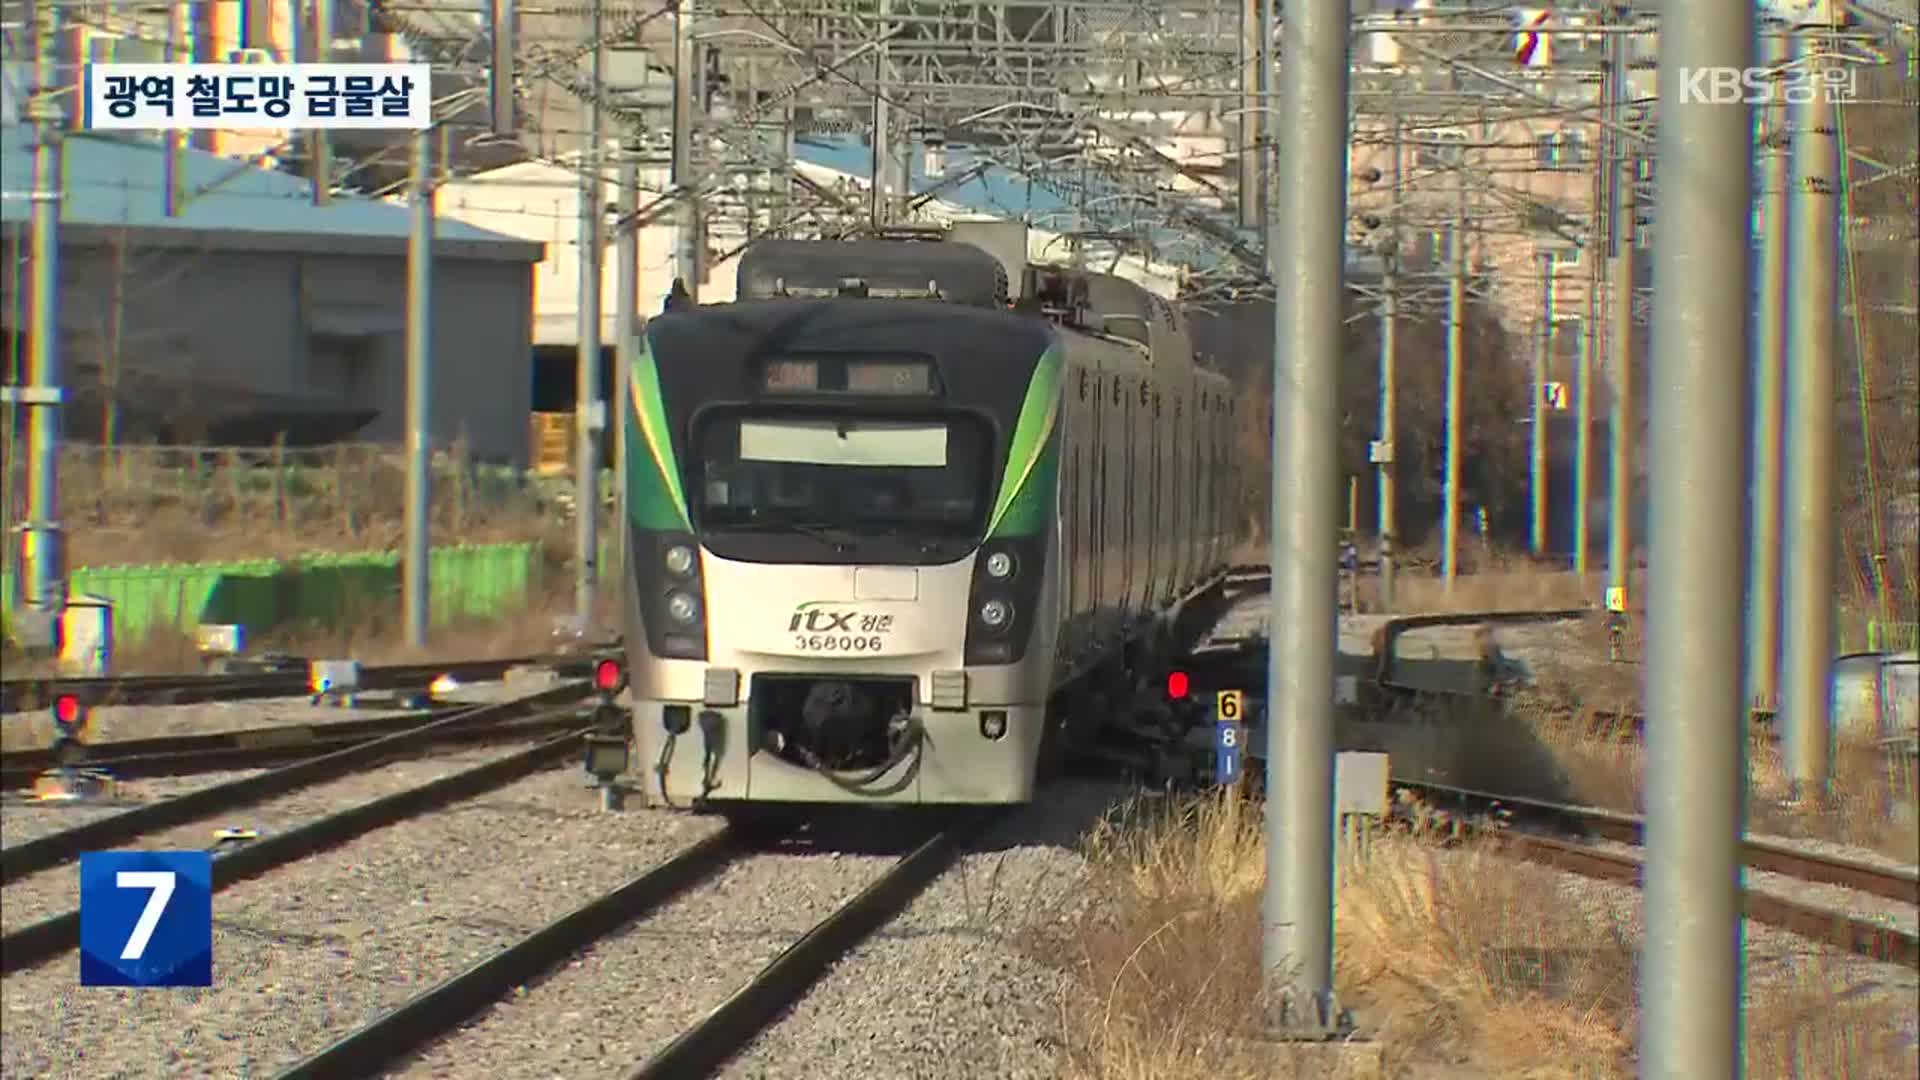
53;694;84;729
1166;671;1190;699
594;659;626;693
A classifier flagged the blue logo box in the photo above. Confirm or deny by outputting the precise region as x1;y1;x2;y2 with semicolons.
79;851;213;987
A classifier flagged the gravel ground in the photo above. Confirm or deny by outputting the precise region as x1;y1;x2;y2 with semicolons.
0;743;533;935
385;825;903;1080
719;780;1134;1080
0;768;270;849
0;766;704;1080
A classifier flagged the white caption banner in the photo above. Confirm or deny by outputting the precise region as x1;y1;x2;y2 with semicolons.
84;63;432;131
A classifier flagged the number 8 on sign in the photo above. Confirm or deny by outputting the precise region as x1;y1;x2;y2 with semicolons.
79;851;213;987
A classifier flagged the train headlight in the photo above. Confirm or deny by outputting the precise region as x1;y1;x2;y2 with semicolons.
665;590;701;625
664;544;696;577
984;551;1016;580
978;598;1013;630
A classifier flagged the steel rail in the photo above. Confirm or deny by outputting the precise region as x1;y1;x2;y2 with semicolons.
271;830;746;1079
0;712;591;790
1393;778;1920;906
1;705;467;781
0;682;592;884
0;723;599;975
1491;830;1918;971
629;810;1002;1079
1389;779;1919;970
0;652;613;713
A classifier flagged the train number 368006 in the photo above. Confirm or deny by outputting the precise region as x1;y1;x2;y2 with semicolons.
793;634;886;653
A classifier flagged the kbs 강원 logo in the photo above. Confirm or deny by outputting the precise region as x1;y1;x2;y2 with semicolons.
79;851;213;987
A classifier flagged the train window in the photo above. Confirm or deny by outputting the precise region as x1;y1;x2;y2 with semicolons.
1112;376;1121;405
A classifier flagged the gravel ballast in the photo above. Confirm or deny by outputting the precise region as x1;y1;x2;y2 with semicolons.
718;780;1133;1080
0;769;271;850
0;766;706;1079
0;744;533;935
387;832;900;1079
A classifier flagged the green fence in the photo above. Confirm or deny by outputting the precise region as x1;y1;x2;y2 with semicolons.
2;543;541;644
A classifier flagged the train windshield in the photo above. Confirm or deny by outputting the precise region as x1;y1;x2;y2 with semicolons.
693;410;995;541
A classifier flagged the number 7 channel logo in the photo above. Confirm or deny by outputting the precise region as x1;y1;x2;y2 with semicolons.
79;852;213;987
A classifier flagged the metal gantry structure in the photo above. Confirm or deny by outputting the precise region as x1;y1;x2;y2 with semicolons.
2;1;1917;1065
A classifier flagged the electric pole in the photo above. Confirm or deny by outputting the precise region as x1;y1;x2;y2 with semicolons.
1746;24;1792;713
672;0;701;298
403;130;435;648
1442;170;1467;592
21;0;67;616
1531;248;1553;555
575;0;606;622
1606;18;1638;610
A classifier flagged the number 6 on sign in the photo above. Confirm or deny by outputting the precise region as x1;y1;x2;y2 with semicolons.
1216;690;1243;723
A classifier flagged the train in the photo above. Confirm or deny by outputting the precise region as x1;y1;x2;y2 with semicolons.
617;232;1242;811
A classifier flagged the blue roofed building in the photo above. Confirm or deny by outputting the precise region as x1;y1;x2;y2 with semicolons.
0;117;545;466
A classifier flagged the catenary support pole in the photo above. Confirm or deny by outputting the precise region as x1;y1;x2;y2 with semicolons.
403;130;436;648
1575;65;1605;578
870;0;892;227
1531;249;1553;555
1640;1;1753;1075
1441;175;1466;592
612;145;640;585
1606;19;1638;610
1781;25;1839;797
575;0;606;623
1263;0;1347;1036
1746;24;1792;713
307;0;333;204
489;0;518;135
1257;0;1275;254
1237;0;1259;229
1376;250;1398;612
22;0;67;614
672;0;700;298
1376;111;1401;611
165;2;186;215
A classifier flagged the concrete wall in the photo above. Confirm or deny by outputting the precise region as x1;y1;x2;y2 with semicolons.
6;232;534;465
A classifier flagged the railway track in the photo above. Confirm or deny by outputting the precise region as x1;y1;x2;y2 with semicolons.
0;715;608;976
1392;778;1919;969
0;652;614;714
0;681;596;886
270;811;998;1079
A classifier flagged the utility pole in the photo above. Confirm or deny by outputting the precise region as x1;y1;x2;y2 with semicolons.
1263;0;1347;1038
575;0;606;623
1531;248;1553;555
1782;24;1839;798
1237;0;1260;230
306;0;334;204
1575;67;1605;578
403;130;436;648
1257;0;1275;255
613;144;640;585
165;2;187;216
489;0;518;135
21;0;67;615
1606;17;1638;610
870;0;893;228
1376;111;1401;611
1747;24;1792;713
1641;1;1753;1074
673;0;700;298
1441;171;1467;592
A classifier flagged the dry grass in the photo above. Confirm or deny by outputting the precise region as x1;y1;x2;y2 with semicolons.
1043;787;1919;1079
2;443;580;569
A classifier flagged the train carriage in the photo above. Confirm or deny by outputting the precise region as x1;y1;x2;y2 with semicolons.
620;237;1238;809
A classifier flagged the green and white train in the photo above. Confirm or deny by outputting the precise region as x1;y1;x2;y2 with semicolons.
619;236;1241;808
